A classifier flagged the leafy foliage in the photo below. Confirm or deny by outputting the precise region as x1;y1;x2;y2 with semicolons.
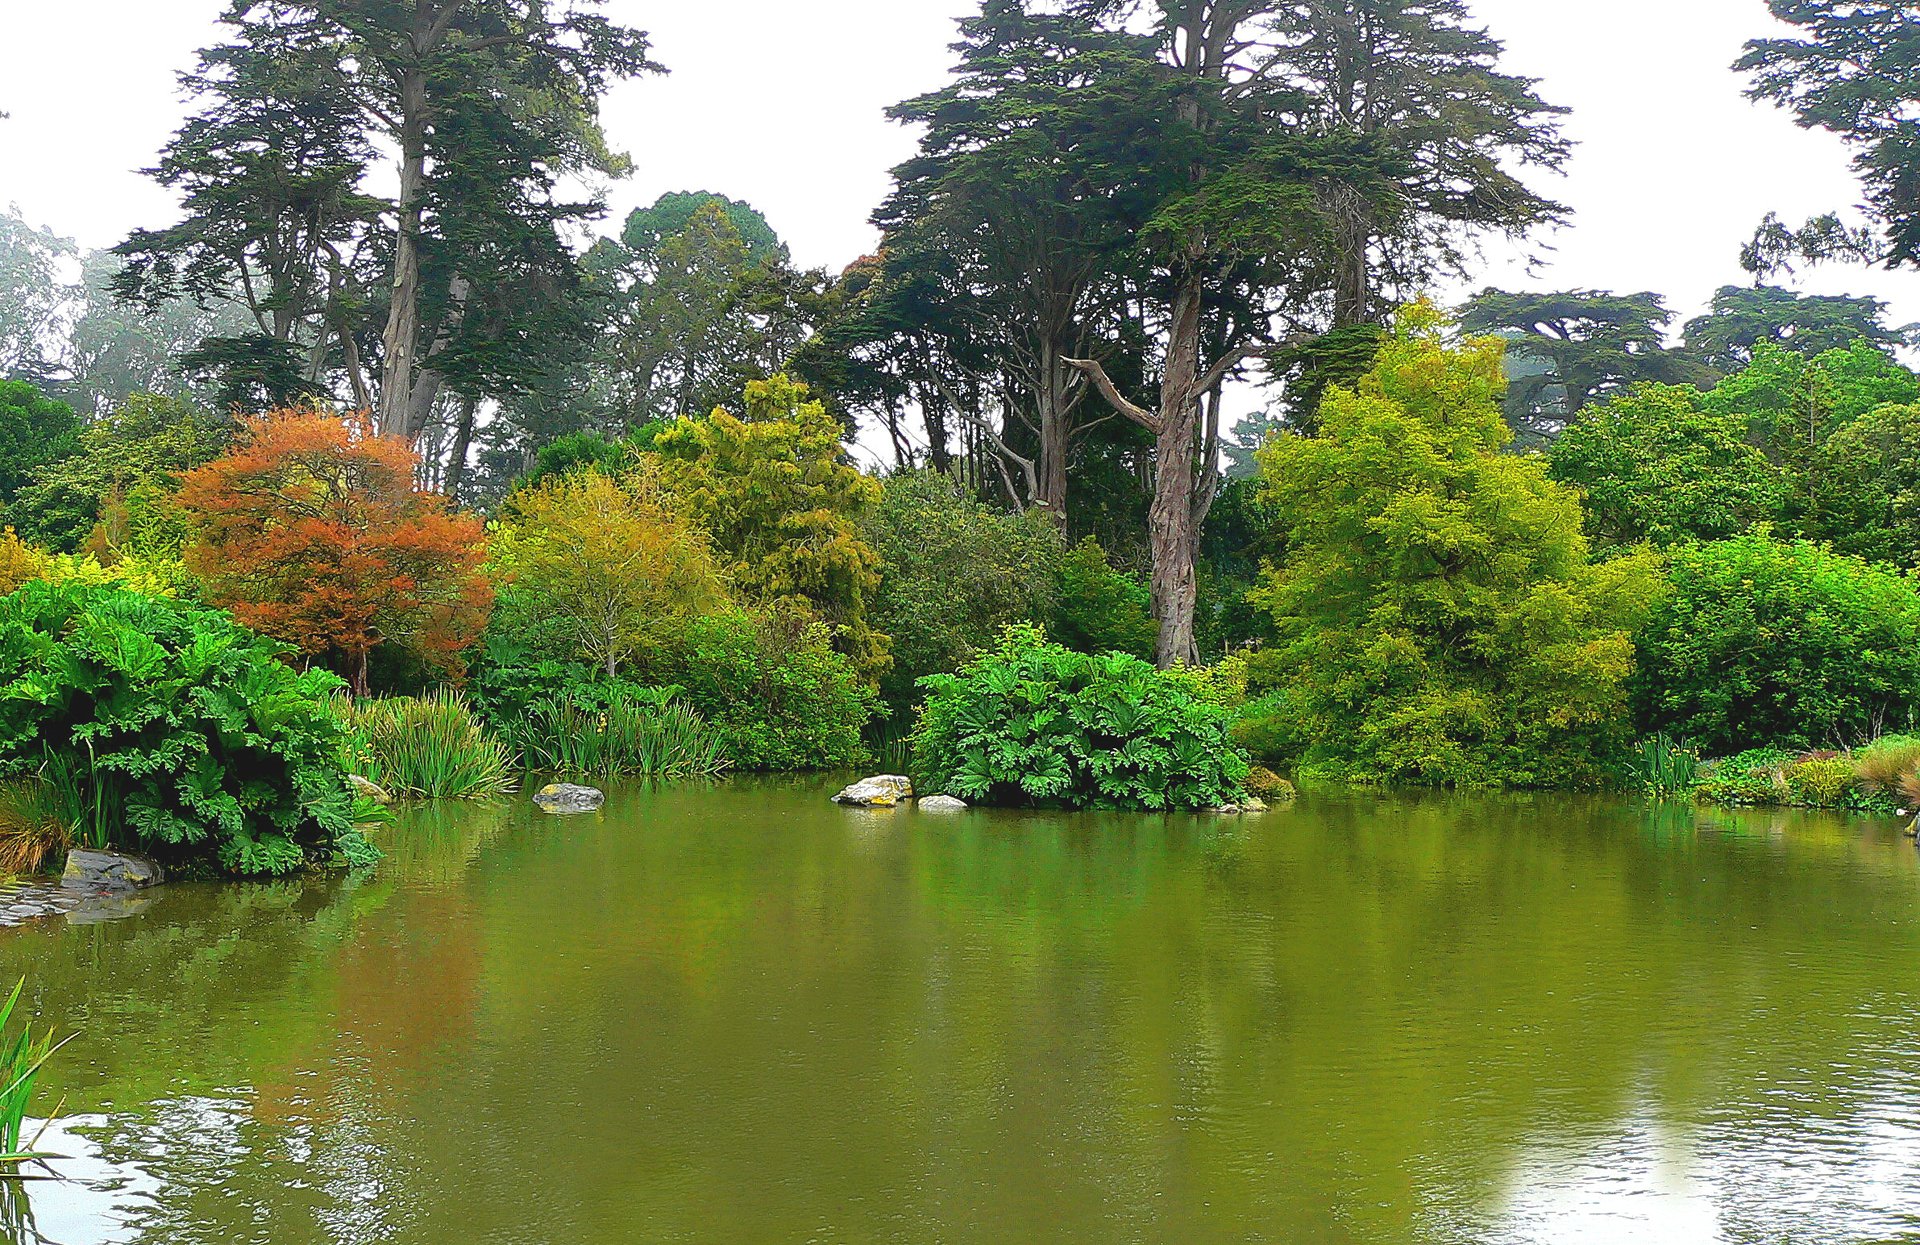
1051;537;1157;661
1251;310;1663;788
0;580;377;875
656;605;877;772
1547;384;1788;551
0;381;78;525
1808;402;1920;568
864;470;1061;712
178;407;492;692
492;466;726;679
1682;285;1909;373
1632;532;1920;755
913;625;1249;810
653;375;888;679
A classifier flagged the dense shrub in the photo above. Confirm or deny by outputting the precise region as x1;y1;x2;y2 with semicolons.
1252;310;1664;788
0;581;376;875
491;467;727;679
658;606;877;771
864;470;1060;713
913;626;1249;810
1632;532;1920;754
1050;537;1157;660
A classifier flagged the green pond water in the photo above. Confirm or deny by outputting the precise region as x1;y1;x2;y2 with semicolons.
3;781;1919;1244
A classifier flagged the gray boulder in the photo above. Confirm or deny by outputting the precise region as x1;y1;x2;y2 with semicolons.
534;783;605;814
917;795;969;812
347;773;393;805
833;775;914;807
61;849;164;892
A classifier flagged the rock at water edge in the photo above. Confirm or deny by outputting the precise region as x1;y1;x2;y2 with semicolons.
833;775;914;807
534;783;605;814
61;849;165;892
918;795;968;812
348;773;393;805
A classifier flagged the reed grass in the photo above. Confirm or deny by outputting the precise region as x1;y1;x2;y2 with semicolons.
1633;734;1700;800
0;979;68;1167
339;691;518;801
515;695;730;779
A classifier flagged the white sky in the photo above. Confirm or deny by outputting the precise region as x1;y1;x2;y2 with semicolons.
3;0;1918;453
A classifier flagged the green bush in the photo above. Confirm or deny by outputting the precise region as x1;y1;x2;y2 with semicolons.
1243;766;1295;802
0;580;376;876
1051;537;1157;660
1695;748;1796;807
1632;532;1920;755
1784;754;1859;808
339;691;517;800
864;470;1060;714
912;625;1250;810
660;606;877;771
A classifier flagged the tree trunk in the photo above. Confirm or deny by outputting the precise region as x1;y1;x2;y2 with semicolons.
1035;344;1072;525
445;394;478;503
1148;271;1206;668
378;68;429;437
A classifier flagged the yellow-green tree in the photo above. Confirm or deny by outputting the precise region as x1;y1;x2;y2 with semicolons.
1251;308;1663;788
653;375;889;680
494;468;728;679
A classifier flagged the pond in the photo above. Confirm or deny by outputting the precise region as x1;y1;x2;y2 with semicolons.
2;781;1919;1243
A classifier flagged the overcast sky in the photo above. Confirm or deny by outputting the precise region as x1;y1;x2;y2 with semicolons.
4;0;1918;447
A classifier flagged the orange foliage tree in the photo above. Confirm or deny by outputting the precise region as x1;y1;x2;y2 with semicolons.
179;408;492;692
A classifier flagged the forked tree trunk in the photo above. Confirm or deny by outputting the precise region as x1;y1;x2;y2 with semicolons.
378;68;429;438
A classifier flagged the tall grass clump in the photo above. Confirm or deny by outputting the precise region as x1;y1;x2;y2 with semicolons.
515;692;730;779
0;980;67;1166
0;768;86;877
1632;735;1700;801
340;691;517;801
1854;735;1920;803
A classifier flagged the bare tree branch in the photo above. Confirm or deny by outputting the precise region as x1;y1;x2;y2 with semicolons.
1063;357;1162;435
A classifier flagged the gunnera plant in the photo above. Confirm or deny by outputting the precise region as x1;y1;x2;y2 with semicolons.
912;625;1250;810
0;580;378;876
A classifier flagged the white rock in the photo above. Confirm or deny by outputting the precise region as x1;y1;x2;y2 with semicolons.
534;783;605;814
918;795;968;812
833;775;914;807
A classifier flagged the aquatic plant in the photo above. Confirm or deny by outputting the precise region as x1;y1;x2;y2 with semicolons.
0;980;67;1167
913;625;1250;810
515;692;729;779
0;776;77;877
1632;735;1700;801
340;691;517;801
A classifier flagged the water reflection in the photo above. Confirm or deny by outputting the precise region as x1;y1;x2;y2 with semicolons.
0;783;1914;1243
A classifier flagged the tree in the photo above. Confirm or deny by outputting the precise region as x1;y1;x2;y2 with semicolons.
65;251;256;415
178;407;492;692
652;375;888;681
119;1;660;438
493;468;728;678
0;205;75;385
1703;340;1920;456
1459;289;1699;439
864;470;1061;712
1256;0;1570;328
1633;532;1920;753
1547;385;1788;552
10;392;231;552
1249;310;1663;787
873;2;1152;520
1808;403;1920;568
1739;3;1920;269
0;381;78;523
1682;285;1910;374
1067;0;1566;666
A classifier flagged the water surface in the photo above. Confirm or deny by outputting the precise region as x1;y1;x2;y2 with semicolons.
3;782;1918;1243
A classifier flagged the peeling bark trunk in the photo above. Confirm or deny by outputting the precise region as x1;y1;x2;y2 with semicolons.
1148;273;1206;668
378;68;429;437
445;394;477;503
